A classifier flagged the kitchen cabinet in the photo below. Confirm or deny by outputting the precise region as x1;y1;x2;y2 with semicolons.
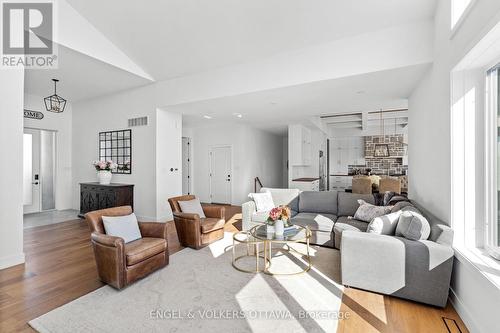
329;176;353;191
290;125;312;166
290;179;320;191
329;137;365;173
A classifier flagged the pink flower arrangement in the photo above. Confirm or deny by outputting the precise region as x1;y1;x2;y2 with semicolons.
92;160;118;171
267;205;291;226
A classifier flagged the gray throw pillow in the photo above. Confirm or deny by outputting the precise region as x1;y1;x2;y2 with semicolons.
390;201;414;213
178;198;206;218
366;211;402;235
395;211;431;240
354;200;392;223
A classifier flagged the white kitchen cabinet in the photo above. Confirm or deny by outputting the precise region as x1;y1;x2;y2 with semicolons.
290;125;312;166
290;179;319;191
329;137;365;173
329;175;352;191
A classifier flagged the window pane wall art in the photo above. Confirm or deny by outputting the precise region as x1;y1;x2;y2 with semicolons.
99;129;132;174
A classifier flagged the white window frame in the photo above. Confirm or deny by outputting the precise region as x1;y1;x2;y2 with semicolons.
485;66;500;257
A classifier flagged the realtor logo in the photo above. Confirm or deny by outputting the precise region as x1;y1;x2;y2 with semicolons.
1;1;57;68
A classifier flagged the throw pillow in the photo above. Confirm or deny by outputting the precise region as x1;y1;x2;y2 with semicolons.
178;198;206;218
354;199;392;223
390;201;414;213
102;213;142;243
366;211;402;235
395;211;431;241
249;192;275;212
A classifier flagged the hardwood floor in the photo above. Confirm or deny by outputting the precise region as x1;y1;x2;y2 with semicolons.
0;206;468;333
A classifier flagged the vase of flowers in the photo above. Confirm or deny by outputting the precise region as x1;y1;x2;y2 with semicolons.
267;206;291;235
93;160;117;185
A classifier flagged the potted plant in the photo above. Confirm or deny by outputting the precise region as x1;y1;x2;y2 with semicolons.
92;160;117;185
267;206;291;235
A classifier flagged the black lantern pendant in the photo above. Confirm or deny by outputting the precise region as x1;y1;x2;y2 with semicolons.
44;79;66;113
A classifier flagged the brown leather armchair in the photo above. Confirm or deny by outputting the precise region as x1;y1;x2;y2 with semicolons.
85;206;169;289
168;195;226;249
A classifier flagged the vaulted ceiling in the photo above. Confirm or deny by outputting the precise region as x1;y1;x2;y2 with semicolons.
24;0;437;131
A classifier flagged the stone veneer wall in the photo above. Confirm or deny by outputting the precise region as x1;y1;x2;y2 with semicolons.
348;135;408;175
365;135;406;174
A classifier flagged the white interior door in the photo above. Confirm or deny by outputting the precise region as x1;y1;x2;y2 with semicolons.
210;146;231;204
182;137;191;195
23;129;41;214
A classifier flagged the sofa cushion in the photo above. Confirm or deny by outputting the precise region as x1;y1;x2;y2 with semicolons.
367;211;402;235
200;218;225;234
178;198;206;218
335;216;369;232
333;222;362;250
102;213;142;244
291;212;337;232
251;211;269;223
354;200;392;222
298;191;338;215
429;224;454;246
396;211;431;240
249;192;275;212
125;238;167;266
337;192;375;217
260;188;300;212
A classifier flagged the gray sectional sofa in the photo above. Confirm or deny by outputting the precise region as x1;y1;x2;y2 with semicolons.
242;188;454;307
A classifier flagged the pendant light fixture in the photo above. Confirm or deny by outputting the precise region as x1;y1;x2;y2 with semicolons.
44;79;67;113
373;110;390;157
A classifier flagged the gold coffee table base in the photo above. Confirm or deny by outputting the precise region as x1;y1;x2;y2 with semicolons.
232;231;269;273
232;226;313;276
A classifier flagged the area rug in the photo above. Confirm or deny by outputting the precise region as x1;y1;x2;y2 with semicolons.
29;233;344;333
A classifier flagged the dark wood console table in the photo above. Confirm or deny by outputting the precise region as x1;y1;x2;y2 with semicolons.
79;183;134;218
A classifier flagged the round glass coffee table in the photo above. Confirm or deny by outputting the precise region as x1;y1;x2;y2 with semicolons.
249;224;312;276
232;231;268;273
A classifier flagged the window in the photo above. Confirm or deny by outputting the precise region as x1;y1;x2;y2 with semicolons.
486;66;500;255
451;0;473;30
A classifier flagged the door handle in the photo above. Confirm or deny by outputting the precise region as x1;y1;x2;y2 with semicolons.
32;182;39;185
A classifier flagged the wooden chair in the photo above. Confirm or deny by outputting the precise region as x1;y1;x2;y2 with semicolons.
352;177;372;194
379;177;402;194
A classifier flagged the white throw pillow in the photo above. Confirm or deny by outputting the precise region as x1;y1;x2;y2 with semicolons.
178;198;206;218
102;213;142;243
249;192;275;212
367;211;402;235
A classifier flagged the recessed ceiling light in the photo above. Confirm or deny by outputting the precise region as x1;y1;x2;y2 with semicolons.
356;90;366;94
270;101;277;105
203;115;212;119
233;113;243;118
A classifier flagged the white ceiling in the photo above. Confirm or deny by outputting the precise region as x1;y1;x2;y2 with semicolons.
67;0;436;81
25;45;152;102
176;63;429;133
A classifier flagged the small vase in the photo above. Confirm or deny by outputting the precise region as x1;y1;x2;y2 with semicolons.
98;170;112;185
266;224;275;234
275;220;284;235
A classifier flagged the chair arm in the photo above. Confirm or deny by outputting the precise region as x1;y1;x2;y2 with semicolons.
91;232;124;247
242;201;257;231
341;231;406;294
139;222;168;240
173;212;200;220
203;205;226;219
90;232;126;289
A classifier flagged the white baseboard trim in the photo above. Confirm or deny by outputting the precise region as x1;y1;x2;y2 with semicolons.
449;287;478;333
0;252;25;270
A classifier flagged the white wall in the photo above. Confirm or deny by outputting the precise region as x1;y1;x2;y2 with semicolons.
24;93;73;210
72;85;161;220
0;69;25;269
184;122;283;205
408;1;500;332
